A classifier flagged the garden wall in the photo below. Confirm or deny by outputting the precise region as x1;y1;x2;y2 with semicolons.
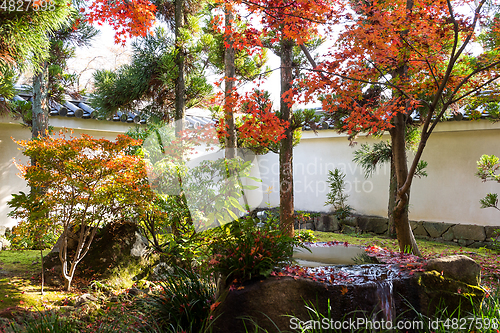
294;213;500;248
256;119;500;227
2;115;500;231
0;116;134;228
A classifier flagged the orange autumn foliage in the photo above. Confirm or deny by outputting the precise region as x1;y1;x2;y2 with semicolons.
9;132;154;290
83;0;157;45
301;0;500;135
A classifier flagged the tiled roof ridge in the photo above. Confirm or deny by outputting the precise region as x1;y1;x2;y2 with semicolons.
11;93;214;128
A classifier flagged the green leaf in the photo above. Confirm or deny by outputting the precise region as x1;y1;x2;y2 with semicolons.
226;209;239;220
242;185;259;190
245;176;262;183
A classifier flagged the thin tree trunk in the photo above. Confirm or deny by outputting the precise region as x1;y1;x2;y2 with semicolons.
31;62;49;176
279;39;294;237
224;6;237;160
387;157;397;237
40;249;44;295
390;113;421;256
32;63;49;139
32;65;49;294
174;0;185;137
388;0;421;256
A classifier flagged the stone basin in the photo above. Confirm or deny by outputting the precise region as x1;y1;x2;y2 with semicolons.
212;244;485;333
293;242;366;266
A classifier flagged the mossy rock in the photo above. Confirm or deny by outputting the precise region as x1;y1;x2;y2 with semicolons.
43;221;147;287
418;270;485;317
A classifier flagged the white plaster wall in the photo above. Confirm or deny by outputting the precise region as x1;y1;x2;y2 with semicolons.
0;116;137;227
0;122;31;228
257;119;500;227
2;115;500;228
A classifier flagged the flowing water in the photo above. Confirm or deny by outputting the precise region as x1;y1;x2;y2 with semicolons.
293;244;405;323
376;280;396;323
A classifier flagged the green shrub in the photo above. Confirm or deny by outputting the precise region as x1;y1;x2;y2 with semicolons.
490;229;500;252
140;267;216;332
325;168;353;221
294;229;317;243
207;217;301;284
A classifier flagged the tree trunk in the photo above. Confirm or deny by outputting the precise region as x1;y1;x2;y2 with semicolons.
40;249;44;295
63;274;72;291
390;113;421;256
174;0;185;136
224;7;237;160
387;157;397;237
387;0;421;256
279;39;294;237
32;63;49;139
32;65;49;293
63;260;79;292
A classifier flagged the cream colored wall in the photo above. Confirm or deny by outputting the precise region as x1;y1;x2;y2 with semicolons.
257;119;500;227
0;116;136;228
2;115;500;228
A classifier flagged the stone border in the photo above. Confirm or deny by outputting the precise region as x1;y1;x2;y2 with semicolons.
285;211;499;249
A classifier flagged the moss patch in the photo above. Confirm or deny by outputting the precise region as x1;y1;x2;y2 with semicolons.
418;270;485;316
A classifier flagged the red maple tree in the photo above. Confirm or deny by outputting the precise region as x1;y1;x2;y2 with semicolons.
301;0;500;254
211;0;334;236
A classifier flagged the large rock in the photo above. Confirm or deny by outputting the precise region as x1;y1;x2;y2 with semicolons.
212;257;484;332
418;270;484;317
451;225;486;242
50;228;80;254
485;226;500;240
442;228;455;242
410;221;429;237
425;255;481;286
43;221;147;286
211;272;421;333
343;216;358;227
315;214;339;232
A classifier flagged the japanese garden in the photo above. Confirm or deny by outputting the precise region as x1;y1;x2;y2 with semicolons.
0;0;500;331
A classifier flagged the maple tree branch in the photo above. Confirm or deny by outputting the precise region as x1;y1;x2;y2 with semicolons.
239;0;329;25
299;44;318;69
402;0;491;196
299;39;411;103
300;66;410;99
447;0;484;66
446;0;460;64
447;61;500;104
426;0;482;119
248;67;280;80
428;63;500;135
363;58;406;95
449;75;500;106
398;36;441;94
240;0;298;11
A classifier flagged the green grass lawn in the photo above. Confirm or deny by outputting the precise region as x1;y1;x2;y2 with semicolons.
0;250;79;312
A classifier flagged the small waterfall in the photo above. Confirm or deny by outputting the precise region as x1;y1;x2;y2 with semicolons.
376;280;396;323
